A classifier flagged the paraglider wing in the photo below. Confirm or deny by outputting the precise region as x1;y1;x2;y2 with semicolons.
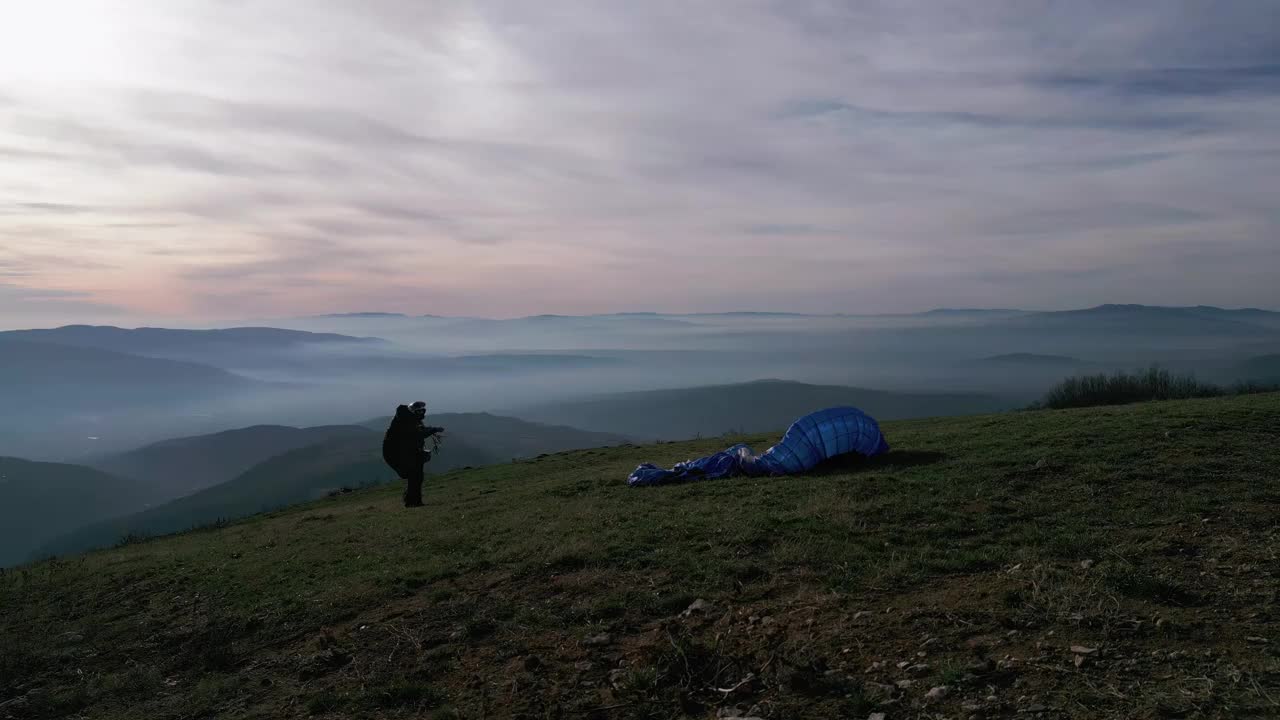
626;406;889;486
761;407;888;475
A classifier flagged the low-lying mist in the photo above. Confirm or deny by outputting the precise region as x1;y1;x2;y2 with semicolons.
4;306;1278;461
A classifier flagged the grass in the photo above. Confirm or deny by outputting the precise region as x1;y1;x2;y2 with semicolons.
2;393;1280;718
1035;366;1279;409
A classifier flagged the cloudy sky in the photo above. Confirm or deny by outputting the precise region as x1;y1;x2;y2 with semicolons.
1;1;1277;325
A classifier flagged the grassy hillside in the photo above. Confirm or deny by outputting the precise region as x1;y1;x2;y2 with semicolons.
0;458;153;567
518;379;1006;439
5;393;1278;718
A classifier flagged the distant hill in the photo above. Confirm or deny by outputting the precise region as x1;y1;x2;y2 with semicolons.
270;352;620;379
0;457;153;567
314;312;408;319
0;338;258;411
923;308;1023;315
980;353;1085;366
515;379;1007;440
0;325;379;365
434;314;698;336
36;430;392;559
359;412;629;459
1182;306;1280;330
89;424;381;501
1238;354;1280;382
996;305;1280;335
38;413;626;559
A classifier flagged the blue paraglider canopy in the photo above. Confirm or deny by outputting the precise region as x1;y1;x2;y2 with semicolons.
627;406;889;487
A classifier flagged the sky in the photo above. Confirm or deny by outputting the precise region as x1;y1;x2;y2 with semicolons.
1;0;1278;326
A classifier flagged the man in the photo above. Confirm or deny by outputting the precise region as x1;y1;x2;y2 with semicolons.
382;400;444;507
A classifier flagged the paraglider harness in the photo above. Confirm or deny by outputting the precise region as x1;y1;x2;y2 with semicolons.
424;429;444;459
382;403;445;472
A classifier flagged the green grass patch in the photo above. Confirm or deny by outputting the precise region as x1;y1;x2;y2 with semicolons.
3;393;1279;719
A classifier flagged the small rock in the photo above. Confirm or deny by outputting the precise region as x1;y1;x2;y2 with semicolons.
925;685;950;702
63;633;85;643
574;660;594;672
608;668;627;685
864;682;897;701
1073;655;1088;668
897;661;911;669
963;702;982;712
869;714;887;720
1245;636;1269;644
1022;704;1048;713
1069;645;1098;655
986;695;999;702
1034;457;1047;469
922;637;940;647
854;610;872;620
895;679;916;689
682;598;714;616
583;633;612;647
865;661;886;673
1080;559;1095;570
907;663;931;675
968;658;996;674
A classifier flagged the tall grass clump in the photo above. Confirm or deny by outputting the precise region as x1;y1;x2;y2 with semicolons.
1035;367;1275;410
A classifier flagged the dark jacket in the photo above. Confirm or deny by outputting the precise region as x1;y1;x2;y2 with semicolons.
382;405;442;472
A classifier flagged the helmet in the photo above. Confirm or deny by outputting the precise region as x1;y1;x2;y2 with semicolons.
409;401;427;418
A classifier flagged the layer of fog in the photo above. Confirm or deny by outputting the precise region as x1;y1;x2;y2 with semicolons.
4;310;1277;462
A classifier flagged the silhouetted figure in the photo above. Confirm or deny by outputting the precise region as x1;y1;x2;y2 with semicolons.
382;401;444;507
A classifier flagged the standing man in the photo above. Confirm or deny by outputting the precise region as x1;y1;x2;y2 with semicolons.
382;400;444;507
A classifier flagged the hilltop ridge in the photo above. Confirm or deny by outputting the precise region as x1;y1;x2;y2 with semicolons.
4;393;1278;718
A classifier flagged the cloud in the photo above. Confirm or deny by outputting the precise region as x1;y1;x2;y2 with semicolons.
3;202;102;215
739;224;826;237
1033;64;1280;98
0;282;128;330
0;0;1277;320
